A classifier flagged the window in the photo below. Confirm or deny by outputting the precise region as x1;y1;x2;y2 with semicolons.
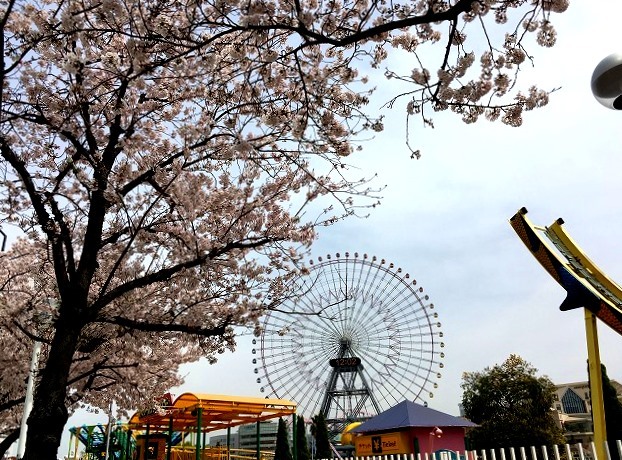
562;389;587;414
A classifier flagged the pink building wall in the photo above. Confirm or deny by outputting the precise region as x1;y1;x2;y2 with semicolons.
406;426;469;454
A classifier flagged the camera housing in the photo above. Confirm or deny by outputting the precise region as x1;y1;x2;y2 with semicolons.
591;53;622;110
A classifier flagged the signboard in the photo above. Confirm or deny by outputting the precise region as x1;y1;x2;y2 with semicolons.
355;433;406;456
329;357;361;369
138;393;174;420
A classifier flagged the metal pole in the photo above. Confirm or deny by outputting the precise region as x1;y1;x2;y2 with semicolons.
256;421;261;460
292;415;297;460
196;408;203;460
126;429;133;460
144;424;150;460
585;309;606;460
227;427;231;460
75;428;82;460
16;339;42;459
67;430;74;460
104;401;114;460
167;416;174;460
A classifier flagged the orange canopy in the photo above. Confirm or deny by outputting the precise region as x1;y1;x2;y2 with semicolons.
128;393;297;433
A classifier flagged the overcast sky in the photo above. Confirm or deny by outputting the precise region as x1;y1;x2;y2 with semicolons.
37;0;622;456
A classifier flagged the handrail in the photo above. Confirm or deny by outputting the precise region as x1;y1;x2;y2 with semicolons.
169;446;275;460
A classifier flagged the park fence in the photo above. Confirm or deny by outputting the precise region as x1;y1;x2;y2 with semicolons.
318;441;622;460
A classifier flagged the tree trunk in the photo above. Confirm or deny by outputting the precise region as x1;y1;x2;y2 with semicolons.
22;313;82;460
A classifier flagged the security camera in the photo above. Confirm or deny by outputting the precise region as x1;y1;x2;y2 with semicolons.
591;53;622;110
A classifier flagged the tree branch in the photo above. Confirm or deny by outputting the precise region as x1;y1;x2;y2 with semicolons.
0;394;25;413
234;0;477;48
331;0;477;47
90;236;275;313
0;141;72;295
0;428;19;459
96;314;232;336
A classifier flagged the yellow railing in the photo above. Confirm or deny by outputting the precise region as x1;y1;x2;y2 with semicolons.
170;446;275;460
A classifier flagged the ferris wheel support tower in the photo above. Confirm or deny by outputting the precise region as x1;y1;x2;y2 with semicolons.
320;340;382;437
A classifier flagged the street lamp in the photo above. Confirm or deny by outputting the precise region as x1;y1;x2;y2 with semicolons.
16;338;42;459
16;311;53;459
429;427;442;459
591;53;622;110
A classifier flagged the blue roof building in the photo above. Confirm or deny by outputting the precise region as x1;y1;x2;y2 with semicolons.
349;400;476;457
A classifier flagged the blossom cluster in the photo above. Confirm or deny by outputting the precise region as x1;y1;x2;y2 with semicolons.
374;0;567;129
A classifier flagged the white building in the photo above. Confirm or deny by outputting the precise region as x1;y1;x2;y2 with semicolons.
238;421;279;451
208;433;239;448
553;380;622;444
207;421;279;451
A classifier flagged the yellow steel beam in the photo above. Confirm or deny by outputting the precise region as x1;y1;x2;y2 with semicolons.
585;309;607;460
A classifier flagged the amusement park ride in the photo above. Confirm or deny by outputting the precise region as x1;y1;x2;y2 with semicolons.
65;252;444;459
510;208;622;460
253;253;444;440
68;393;297;460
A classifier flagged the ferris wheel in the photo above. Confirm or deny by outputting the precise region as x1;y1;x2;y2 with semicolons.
252;252;444;434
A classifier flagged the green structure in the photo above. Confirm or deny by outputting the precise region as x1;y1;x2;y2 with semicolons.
68;393;297;460
68;423;136;460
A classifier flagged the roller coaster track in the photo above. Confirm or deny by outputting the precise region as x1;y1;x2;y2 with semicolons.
509;207;622;336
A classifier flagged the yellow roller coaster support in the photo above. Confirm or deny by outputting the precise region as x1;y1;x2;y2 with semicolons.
547;221;607;460
584;308;606;460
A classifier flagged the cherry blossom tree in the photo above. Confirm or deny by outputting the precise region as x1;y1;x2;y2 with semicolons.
0;240;190;458
0;0;568;458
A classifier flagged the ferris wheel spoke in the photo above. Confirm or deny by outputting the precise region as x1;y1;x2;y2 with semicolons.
356;343;438;394
292;285;350;337
359;265;393;304
327;263;348;325
278;370;321;395
341;260;369;331
354;258;386;299
260;351;299;369
367;266;413;306
292;315;339;339
382;290;428;321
